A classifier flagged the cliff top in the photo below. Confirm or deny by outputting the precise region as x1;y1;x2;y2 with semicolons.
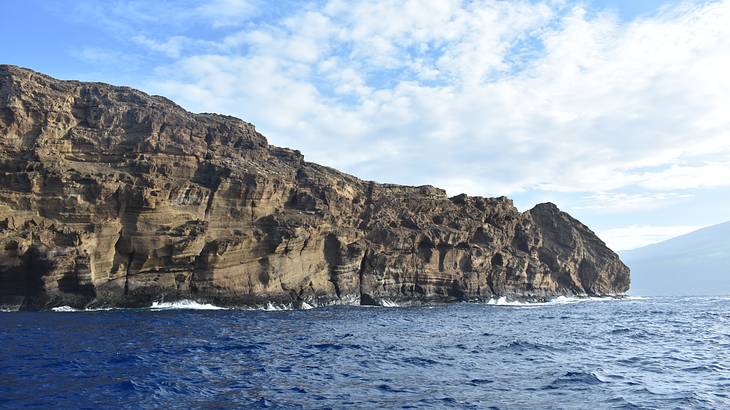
1;64;550;214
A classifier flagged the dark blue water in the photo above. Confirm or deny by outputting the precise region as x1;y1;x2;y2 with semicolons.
2;297;729;409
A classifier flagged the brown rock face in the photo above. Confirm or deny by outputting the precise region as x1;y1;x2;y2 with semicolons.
0;65;629;310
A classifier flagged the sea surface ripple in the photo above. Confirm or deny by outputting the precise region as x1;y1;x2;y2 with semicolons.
1;296;729;409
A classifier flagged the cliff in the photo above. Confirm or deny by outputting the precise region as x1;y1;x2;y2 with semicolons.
0;65;629;310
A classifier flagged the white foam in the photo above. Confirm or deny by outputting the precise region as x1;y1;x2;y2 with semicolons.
149;300;227;310
51;306;79;312
485;295;628;307
264;302;297;311
35;294;639;312
486;297;540;306
338;294;361;306
52;306;116;312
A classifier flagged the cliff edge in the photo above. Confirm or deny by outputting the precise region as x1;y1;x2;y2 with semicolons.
0;65;629;310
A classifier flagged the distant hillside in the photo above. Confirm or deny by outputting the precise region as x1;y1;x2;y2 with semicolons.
621;222;730;296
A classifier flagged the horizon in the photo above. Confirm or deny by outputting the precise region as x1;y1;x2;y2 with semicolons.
2;0;729;251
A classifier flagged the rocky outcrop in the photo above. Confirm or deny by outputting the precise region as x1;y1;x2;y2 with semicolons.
0;65;629;310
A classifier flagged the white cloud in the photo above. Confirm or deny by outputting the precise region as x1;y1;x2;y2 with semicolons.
637;161;730;190
575;192;692;213
599;224;707;251
196;0;256;28
125;0;730;203
132;35;191;58
73;47;141;66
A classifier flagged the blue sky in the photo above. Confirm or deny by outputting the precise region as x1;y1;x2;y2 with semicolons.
2;0;729;250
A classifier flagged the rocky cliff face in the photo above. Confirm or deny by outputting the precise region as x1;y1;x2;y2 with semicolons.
0;65;629;310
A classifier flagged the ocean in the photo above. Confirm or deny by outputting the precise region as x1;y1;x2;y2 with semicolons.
1;296;729;409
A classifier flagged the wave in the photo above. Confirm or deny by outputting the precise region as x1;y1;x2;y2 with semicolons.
51;306;118;312
36;293;641;312
545;371;605;389
486;296;556;307
351;299;403;308
262;301;317;311
263;294;365;310
485;295;630;307
45;298;337;313
50;302;227;312
150;300;228;310
499;340;561;352
264;302;295;311
52;306;79;312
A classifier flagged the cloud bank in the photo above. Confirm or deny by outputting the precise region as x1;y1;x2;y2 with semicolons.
69;0;730;249
124;1;730;197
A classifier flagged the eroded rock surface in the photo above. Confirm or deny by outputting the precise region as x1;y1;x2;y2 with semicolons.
0;65;629;310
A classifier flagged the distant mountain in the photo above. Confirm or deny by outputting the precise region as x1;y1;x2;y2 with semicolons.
621;222;730;296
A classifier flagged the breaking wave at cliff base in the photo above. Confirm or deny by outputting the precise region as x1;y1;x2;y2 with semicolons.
484;295;631;307
150;300;228;310
41;294;640;312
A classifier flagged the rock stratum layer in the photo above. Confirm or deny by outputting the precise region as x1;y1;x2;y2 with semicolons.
0;65;629;310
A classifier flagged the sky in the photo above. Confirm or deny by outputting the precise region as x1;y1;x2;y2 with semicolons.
2;0;729;251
